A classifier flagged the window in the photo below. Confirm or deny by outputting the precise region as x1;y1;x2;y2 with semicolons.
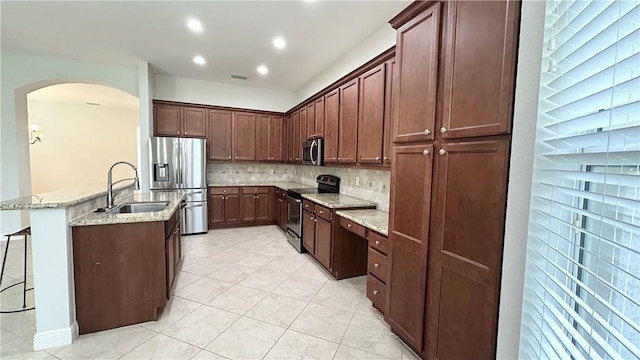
519;0;640;359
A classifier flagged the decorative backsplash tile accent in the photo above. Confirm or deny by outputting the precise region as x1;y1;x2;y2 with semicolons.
207;163;390;212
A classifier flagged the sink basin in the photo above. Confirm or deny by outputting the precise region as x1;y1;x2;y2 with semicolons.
107;202;169;214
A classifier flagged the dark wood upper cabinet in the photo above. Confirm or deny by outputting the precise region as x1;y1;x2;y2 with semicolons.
271;116;284;162
306;103;316;140
358;64;386;164
424;140;509;360
324;89;340;164
299;107;308;144
383;59;396;165
233;112;257;161
392;2;440;144
441;0;519;139
154;104;182;137
386;144;434;351
182;107;207;138
257;115;271;162
208;109;233;161
314;97;325;137
292;111;301;162
338;79;359;164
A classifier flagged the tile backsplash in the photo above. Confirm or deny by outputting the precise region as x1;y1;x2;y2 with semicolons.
207;163;391;212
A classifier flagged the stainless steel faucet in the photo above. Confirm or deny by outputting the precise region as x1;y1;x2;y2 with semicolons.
106;161;140;208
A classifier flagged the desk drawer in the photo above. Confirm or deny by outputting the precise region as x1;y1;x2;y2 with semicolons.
367;231;388;255
367;274;386;314
315;205;332;221
242;186;269;194
210;187;239;195
367;248;387;283
339;217;366;238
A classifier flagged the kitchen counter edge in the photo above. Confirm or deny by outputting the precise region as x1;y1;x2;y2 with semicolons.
335;209;389;236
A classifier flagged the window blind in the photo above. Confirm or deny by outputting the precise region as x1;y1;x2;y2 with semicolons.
519;0;640;359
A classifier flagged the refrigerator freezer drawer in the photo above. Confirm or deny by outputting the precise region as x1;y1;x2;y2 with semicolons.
183;189;207;202
181;201;208;235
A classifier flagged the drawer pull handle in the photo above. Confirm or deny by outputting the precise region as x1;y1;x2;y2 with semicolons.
423;149;430;156
375;240;380;245
439;149;447;156
347;223;352;227
319;211;323;214
423;129;431;135
374;263;380;268
373;290;379;295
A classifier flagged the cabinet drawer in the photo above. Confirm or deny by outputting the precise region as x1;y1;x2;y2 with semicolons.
368;248;387;283
367;230;388;255
339;217;366;238
211;187;239;195
274;188;283;197
303;200;315;213
242;186;269;194
367;274;387;313
315;205;332;221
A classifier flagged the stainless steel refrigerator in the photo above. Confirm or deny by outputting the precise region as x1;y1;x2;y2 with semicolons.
149;137;208;235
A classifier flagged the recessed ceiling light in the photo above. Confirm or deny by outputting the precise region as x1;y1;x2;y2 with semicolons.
272;37;286;50
193;56;206;65
187;19;203;32
257;65;269;75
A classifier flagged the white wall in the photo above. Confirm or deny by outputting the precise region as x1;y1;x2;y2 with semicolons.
27;100;139;194
0;51;138;233
138;61;155;191
154;75;297;113
295;23;396;102
496;1;546;358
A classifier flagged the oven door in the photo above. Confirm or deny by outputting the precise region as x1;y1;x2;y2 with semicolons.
286;195;302;236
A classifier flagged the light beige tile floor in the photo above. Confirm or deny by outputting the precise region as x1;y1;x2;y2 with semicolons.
0;225;420;359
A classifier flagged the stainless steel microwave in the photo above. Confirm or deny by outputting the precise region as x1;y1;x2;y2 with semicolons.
302;138;324;166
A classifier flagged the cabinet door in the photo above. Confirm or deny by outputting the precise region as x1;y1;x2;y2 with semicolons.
173;223;181;274
183;107;207;138
271;116;284;162
154;104;182;137
358;64;386;164
424;140;509;360
256;194;270;221
314;217;332;270
224;194;241;224
386;144;434;350
441;0;519;139
302;211;316;254
299;107;308;143
208;110;233;161
324;89;339;163
338;79;359;163
257;115;271;162
234;112;257;161
383;59;396;165
306;102;315;139
165;234;175;299
292;111;301;162
242;194;256;222
393;2;440;143
209;195;225;225
314;97;325;137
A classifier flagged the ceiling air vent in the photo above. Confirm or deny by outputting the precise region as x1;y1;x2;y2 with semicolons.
231;74;248;80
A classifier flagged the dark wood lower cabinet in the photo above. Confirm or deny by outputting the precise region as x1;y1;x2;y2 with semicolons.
210;186;282;228
302;210;316;254
314;217;332;269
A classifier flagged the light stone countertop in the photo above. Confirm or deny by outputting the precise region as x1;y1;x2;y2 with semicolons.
335;209;389;236
208;181;308;190
69;191;185;226
0;182;133;210
301;193;377;209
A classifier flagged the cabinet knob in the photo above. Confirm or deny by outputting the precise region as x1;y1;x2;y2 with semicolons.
423;149;430;156
375;240;380;245
347;223;351;228
374;263;380;268
223;190;227;193
373;290;379;295
440;127;448;134
439;149;447;156
423;129;431;135
337;157;341;160
384;157;390;161
228;156;232;160
332;157;337;160
314;219;318;222
319;211;323;214
176;131;180;134
185;131;188;134
375;156;381;161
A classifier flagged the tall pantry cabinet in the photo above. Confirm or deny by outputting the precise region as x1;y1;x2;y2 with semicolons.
386;1;520;359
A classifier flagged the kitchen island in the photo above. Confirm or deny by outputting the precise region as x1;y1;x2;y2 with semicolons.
0;184;184;350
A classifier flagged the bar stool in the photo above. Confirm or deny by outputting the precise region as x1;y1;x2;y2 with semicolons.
0;227;35;313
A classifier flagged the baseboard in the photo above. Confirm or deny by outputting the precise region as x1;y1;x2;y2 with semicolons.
33;321;78;351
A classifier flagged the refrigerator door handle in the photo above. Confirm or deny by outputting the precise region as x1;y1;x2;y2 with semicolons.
184;203;204;208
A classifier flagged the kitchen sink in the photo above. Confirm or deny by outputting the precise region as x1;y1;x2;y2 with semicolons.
107;202;169;214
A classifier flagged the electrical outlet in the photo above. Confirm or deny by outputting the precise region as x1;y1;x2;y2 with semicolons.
355;176;360;186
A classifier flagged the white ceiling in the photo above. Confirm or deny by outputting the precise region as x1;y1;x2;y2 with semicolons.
1;1;410;92
28;83;139;109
